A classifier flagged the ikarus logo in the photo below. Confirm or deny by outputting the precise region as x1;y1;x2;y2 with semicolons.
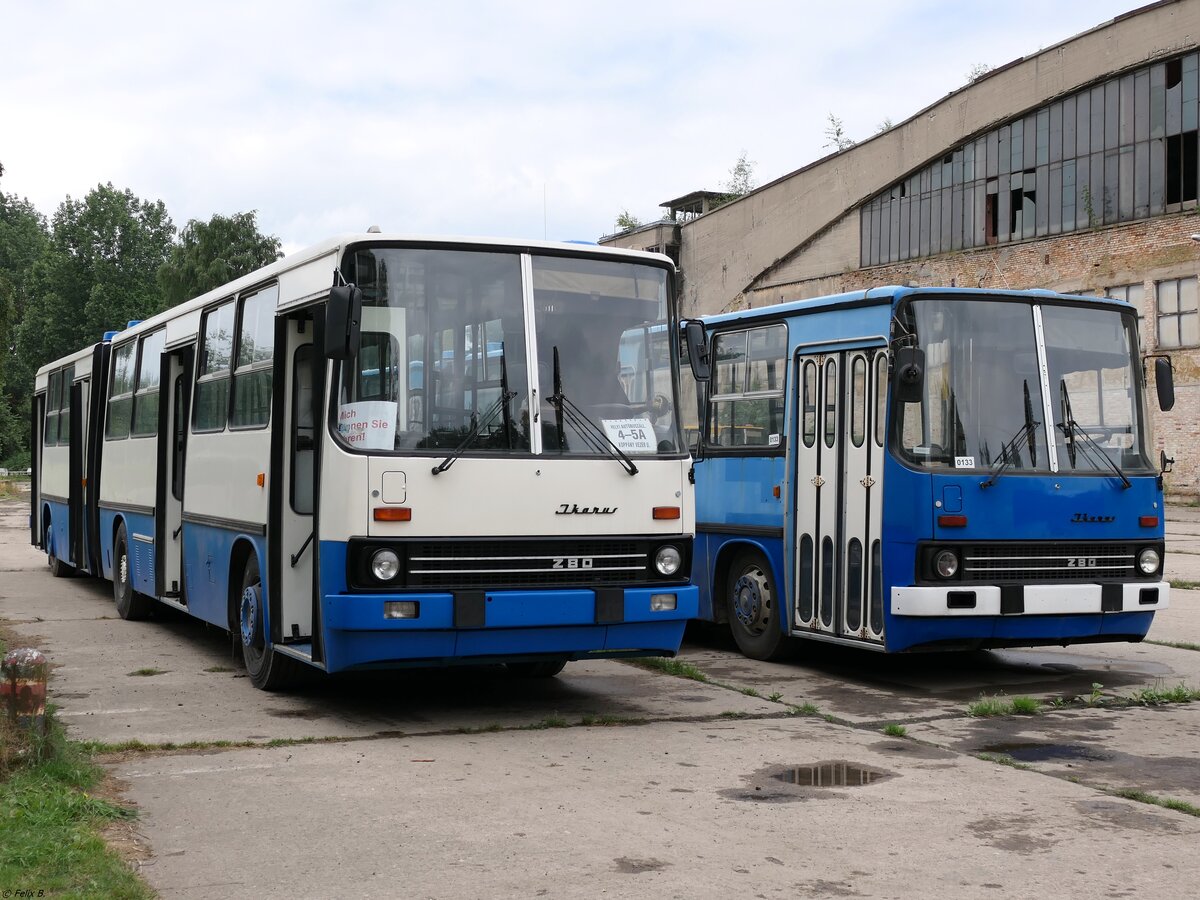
555;504;618;515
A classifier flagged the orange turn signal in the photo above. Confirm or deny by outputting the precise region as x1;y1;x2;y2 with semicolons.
1140;515;1159;527
374;507;412;522
653;506;681;520
256;472;265;488
938;515;968;527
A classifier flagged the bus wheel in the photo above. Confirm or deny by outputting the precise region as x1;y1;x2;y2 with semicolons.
238;554;305;691
506;660;568;678
45;520;74;579
113;523;152;620
726;552;788;661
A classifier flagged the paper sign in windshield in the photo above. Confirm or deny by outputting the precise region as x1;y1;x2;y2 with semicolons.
338;401;397;451
602;418;656;454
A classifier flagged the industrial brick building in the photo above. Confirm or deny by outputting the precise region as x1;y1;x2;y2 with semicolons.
601;0;1200;494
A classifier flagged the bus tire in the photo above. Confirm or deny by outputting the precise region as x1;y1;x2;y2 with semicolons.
238;554;306;691
506;660;568;678
45;519;74;578
725;551;789;661
113;523;152;620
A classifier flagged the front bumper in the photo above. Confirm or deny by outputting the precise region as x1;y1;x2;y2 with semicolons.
892;581;1169;617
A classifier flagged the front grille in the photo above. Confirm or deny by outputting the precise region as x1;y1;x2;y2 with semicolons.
350;537;689;591
962;543;1139;582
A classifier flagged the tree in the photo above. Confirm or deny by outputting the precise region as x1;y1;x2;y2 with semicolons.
876;118;894;134
157;211;283;310
823;114;855;152
12;184;175;458
615;210;641;232
967;63;993;83
724;152;756;196
0;165;51;465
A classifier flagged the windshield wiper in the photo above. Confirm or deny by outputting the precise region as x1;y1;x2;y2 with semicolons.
1057;379;1131;489
431;345;517;476
549;346;638;476
980;379;1040;488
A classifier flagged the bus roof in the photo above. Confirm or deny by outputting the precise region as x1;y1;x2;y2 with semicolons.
36;233;675;378
700;285;1136;328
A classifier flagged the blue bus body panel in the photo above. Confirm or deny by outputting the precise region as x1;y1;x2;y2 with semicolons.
693;455;786;620
181;523;268;629
44;499;71;567
318;541;698;673
98;508;157;596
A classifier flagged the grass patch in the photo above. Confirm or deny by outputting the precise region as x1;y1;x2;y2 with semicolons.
1127;682;1200;706
1168;579;1200;591
740;687;761;698
203;665;235;673
976;752;1032;771
788;703;821;717
967;694;1042;717
1110;787;1200;818
767;691;783;703
628;657;710;683
718;711;750;719
579;714;647;727
883;724;907;737
0;717;151;897
126;668;166;677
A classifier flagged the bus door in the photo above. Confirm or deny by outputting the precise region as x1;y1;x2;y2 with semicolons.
30;392;44;548
156;347;193;602
793;349;886;644
68;380;85;568
269;311;319;657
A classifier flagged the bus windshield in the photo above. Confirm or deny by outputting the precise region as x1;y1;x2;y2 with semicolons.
894;297;1153;475
334;247;682;456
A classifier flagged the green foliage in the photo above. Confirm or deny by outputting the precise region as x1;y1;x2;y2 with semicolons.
723;152;756;196
628;657;710;682
883;723;907;737
0;716;151;898
967;694;1042;717
615;209;641;232
157;211;283;310
823;113;855;151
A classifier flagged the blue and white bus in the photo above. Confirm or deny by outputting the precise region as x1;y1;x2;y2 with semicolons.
31;233;700;688
685;286;1175;659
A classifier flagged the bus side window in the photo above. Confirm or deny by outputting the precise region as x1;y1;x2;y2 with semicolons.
802;360;817;447
107;343;137;440
707;325;786;449
44;370;60;446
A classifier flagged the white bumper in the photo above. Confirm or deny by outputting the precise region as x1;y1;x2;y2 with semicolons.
891;582;1170;617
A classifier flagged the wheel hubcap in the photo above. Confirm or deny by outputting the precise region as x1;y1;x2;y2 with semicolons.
240;584;263;648
118;550;128;585
733;567;771;634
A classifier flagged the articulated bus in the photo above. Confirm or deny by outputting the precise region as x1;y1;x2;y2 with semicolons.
32;234;700;689
684;286;1176;659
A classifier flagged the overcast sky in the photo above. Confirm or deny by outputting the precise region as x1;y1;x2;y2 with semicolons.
1;1;1146;254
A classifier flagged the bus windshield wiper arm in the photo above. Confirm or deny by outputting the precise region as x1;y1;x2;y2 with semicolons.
981;379;1039;488
432;346;517;476
1057;380;1131;489
550;346;638;476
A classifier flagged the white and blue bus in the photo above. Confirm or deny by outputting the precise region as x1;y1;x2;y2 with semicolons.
685;286;1175;659
31;233;700;688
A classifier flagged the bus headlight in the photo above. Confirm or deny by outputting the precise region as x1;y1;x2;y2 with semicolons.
371;549;401;582
655;545;682;576
934;549;959;579
1138;547;1161;575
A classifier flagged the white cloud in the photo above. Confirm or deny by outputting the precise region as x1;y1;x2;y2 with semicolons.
0;0;1141;248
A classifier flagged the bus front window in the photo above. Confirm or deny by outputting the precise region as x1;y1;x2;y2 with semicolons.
894;297;1152;475
532;256;683;456
336;248;531;453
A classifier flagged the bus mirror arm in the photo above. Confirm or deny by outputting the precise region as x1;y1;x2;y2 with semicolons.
325;280;363;360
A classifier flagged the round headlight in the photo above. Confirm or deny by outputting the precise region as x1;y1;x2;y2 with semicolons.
655;545;682;576
934;549;959;579
1138;547;1161;575
371;549;401;582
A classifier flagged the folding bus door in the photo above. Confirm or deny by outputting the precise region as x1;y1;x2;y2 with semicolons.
793;348;886;645
156;347;193;602
68;380;85;568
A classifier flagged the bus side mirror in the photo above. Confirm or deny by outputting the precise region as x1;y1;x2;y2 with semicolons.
893;346;925;403
1155;356;1175;411
325;284;363;360
684;320;711;381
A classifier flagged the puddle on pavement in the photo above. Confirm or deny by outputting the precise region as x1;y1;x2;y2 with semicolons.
980;741;1112;762
772;761;890;787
